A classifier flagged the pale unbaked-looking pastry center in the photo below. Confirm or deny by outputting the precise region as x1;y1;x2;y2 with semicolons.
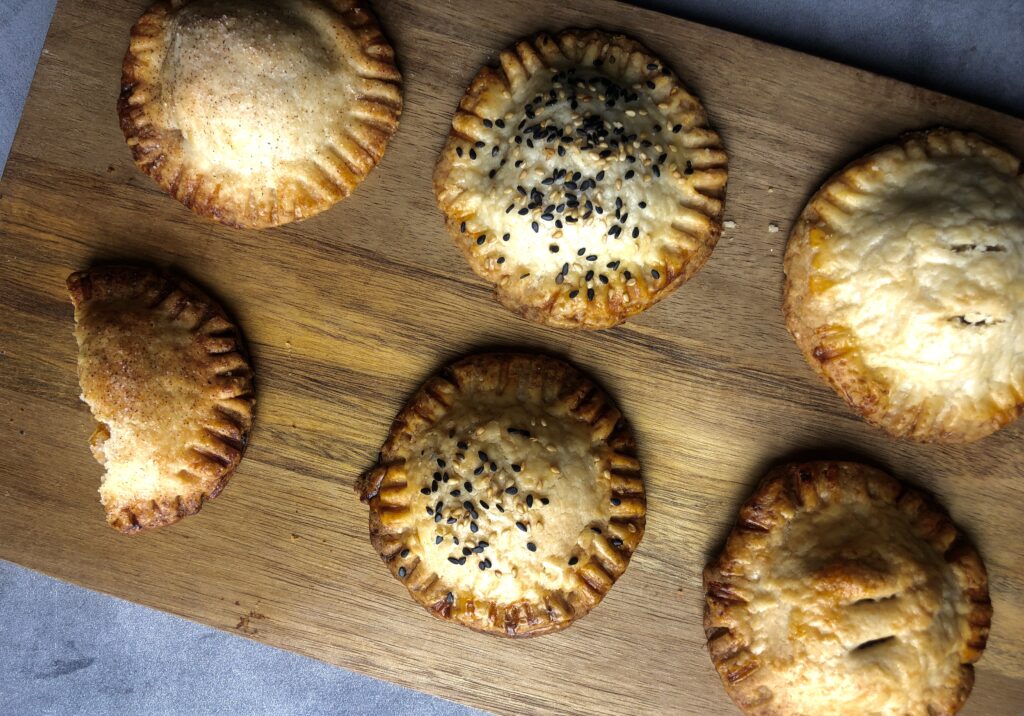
746;500;962;714
405;400;607;605
75;303;215;508
161;0;355;177
467;67;696;293
816;156;1024;399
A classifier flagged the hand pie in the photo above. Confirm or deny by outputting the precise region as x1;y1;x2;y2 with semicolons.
784;128;1024;442
434;30;728;330
704;461;991;716
119;0;402;228
68;266;255;533
358;353;645;636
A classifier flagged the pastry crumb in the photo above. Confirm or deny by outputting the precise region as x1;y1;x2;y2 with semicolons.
768;223;780;233
723;219;737;229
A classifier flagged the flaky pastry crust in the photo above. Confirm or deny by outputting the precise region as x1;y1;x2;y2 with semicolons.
118;0;402;228
704;462;991;716
358;353;645;637
784;128;1024;442
68;265;255;533
433;30;728;329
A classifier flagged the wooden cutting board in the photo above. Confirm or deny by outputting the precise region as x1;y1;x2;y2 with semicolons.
1;0;1021;713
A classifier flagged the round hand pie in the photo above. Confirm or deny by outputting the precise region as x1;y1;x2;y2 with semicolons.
358;353;645;636
119;0;403;228
784;128;1024;442
433;30;728;329
68;266;255;533
704;461;991;716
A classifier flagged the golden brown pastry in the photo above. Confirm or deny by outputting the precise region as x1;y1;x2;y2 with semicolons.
434;30;728;329
785;128;1024;442
704;461;991;716
358;353;645;636
68;265;255;533
119;0;402;228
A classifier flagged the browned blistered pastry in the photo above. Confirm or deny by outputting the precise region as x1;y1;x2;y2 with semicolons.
434;30;728;329
119;0;402;228
785;128;1024;442
68;265;255;533
358;353;645;636
704;461;991;715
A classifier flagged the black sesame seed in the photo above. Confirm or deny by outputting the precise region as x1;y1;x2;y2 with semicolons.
478;561;486;571
611;497;622;506
532;221;540;233
587;287;595;301
577;247;586;256
447;517;456;524
672;124;683;133
549;244;559;253
473;544;485;554
446;592;454;604
451;489;461;497
592;527;601;534
469;148;477;160
463;547;472;556
527;542;537;552
599;274;608;284
398;566;407;577
625;170;635;180
460;221;466;233
456;147;463;157
490;462;497;471
516;522;528;532
476;235;486;245
496;504;505;512
483;118;493;128
684;160;694;175
632;227;640;238
448;557;460;565
436;535;443;545
479;500;489;509
497;257;505;264
426;506;434;515
420;487;430;495
453;536;459;545
473;466;484;476
568;556;579;565
569;290;579;299
459;557;467;565
401;548;410;558
457;441;468;450
652;269;661;279
624;270;632;280
470;522;479;533
541;497;550;505
612;538;624;548
510;466;521;474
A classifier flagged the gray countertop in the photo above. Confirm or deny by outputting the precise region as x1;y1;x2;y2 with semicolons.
1;1;1021;714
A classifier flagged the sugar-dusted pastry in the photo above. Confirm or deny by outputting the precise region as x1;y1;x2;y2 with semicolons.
358;353;645;636
68;265;255;533
785;128;1024;442
119;0;402;228
704;461;991;716
434;30;728;329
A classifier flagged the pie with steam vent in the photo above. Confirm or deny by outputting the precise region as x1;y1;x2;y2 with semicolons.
784;128;1024;442
704;461;991;715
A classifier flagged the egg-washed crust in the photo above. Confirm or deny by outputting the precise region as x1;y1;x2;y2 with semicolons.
433;30;728;330
358;353;645;637
784;128;1024;442
703;462;991;716
118;0;402;229
68;265;255;534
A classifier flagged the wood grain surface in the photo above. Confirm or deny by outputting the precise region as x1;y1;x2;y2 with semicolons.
1;0;1022;713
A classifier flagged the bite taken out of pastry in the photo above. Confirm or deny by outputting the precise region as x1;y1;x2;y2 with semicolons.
68;265;255;533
